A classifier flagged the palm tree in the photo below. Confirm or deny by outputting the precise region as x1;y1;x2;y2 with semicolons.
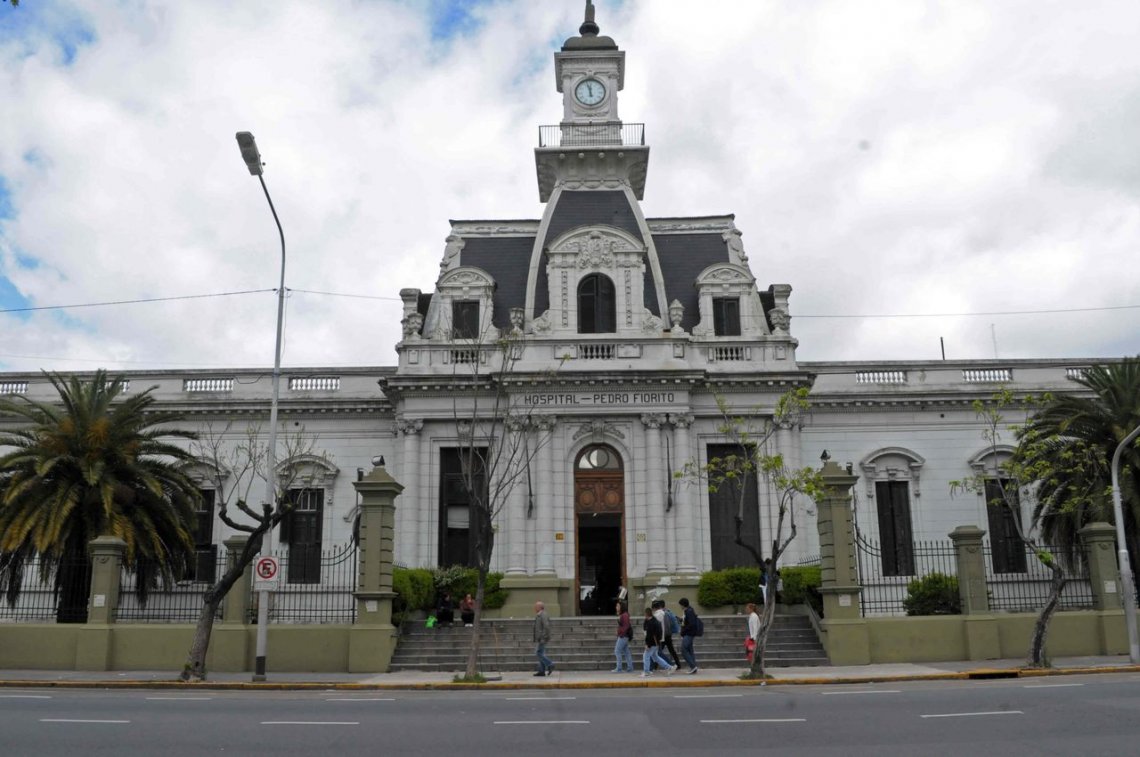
0;370;202;622
1018;357;1140;570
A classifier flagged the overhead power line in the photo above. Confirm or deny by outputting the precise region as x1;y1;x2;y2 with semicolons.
0;288;275;314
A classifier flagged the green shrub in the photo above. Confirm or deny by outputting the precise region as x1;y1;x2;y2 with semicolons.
698;566;761;608
392;566;435;625
780;565;823;616
902;572;961;616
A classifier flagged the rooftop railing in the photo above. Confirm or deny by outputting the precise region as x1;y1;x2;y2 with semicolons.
538;123;645;148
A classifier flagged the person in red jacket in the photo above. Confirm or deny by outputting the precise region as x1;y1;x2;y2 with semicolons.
612;601;634;672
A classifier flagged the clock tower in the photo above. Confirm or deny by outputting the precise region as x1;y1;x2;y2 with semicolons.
534;1;649;202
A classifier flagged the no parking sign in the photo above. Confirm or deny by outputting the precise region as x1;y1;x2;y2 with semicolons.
254;556;279;590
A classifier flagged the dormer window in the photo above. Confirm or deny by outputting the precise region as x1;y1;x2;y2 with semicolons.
713;297;741;336
452;301;480;339
578;273;616;334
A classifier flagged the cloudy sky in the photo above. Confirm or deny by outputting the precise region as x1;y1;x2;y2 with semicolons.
1;0;1137;373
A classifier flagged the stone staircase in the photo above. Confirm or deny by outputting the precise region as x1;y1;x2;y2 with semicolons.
389;612;828;672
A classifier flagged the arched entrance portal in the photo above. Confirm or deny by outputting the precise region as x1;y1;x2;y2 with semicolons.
574;444;625;616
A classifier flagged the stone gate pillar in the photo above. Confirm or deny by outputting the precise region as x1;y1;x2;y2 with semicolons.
1080;522;1123;611
949;525;990;615
816;459;869;664
76;536;126;671
221;536;253;625
348;458;403;672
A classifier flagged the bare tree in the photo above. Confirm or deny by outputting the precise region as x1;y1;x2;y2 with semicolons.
179;423;329;682
447;326;561;681
679;388;823;679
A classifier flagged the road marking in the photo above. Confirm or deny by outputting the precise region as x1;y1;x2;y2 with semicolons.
261;721;360;726
701;719;806;724
325;697;396;702
494;720;590;725
0;694;52;699
675;694;744;699
145;696;213;701
822;689;901;696
505;696;577;701
921;711;1023;719
41;719;130;724
1023;683;1085;689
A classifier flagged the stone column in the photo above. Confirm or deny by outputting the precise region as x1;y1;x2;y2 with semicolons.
672;413;698;573
643;413;667;574
221;536;253;625
949;525;990;615
815;460;869;665
535;416;556;575
348;459;403;672
76;536;126;671
397;418;422;568
505;418;527;575
1080;522;1123;611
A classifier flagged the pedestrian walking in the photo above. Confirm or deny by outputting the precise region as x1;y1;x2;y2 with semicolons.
745;602;761;665
613;601;634;672
533;600;555;677
641;607;676;678
678;597;701;674
653;599;681;668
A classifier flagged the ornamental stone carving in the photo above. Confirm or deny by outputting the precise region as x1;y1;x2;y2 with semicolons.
722;227;749;264
440;234;465;272
640;413;666;430
397;417;424;436
769;307;791;334
641;309;664;334
509;307;525;335
401;312;423;339
668;299;685;334
532;310;552;334
669;413;693;429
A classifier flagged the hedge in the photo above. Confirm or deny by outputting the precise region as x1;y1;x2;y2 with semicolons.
698;566;761;608
779;565;822;616
902;572;961;616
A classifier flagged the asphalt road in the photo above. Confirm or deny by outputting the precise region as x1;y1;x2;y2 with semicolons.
2;673;1140;756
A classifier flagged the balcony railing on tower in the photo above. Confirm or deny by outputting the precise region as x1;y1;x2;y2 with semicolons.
538;123;646;149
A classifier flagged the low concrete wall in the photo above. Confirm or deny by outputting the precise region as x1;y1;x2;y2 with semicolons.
0;623;395;674
822;609;1134;665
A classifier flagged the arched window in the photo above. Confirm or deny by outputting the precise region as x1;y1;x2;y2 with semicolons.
578;273;616;333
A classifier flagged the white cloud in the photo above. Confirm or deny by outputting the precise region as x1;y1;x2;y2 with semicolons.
0;0;1138;372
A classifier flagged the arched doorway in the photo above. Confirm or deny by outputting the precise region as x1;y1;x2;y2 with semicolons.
574;444;625;616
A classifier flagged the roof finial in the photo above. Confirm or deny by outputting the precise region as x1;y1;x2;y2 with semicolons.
580;0;600;36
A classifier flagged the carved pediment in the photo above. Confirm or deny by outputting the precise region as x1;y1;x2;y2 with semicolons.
438;266;496;290
695;263;754;287
548;227;643;269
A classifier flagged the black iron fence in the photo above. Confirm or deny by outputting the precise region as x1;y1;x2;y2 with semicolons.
258;543;358;624
115;550;228;623
854;531;959;616
983;541;1094;612
537;123;645;148
0;554;89;624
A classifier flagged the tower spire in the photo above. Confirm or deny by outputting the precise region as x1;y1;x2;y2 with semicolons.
580;1;599;37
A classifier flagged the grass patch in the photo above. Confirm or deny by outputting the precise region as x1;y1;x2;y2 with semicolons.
452;673;487;684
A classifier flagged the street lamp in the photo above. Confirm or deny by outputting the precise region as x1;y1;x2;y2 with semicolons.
236;131;287;681
1111;423;1140;664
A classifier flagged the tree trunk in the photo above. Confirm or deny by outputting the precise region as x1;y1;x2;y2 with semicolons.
748;562;779;679
180;541;258;682
181;594;222;682
465;565;489;680
56;552;91;624
1026;562;1066;668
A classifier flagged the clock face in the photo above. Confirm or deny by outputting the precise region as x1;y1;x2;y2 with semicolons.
575;78;606;106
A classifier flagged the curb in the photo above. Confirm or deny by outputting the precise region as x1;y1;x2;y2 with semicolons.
1;665;1138;692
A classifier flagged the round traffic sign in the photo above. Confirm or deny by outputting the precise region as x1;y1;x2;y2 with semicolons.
255;556;279;581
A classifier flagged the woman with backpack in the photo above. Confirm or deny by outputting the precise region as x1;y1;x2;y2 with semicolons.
612;601;634;672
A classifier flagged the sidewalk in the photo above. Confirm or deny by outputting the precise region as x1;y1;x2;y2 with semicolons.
2;655;1138;691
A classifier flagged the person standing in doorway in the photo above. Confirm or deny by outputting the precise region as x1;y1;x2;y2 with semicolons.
678;597;700;674
641;607;675;678
613;601;634;672
533;601;555;677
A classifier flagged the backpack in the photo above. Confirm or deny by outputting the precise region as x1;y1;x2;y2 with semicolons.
664;609;680;636
691;612;704;637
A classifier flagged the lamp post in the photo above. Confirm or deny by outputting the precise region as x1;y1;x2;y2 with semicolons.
1111;423;1140;664
236;131;287;681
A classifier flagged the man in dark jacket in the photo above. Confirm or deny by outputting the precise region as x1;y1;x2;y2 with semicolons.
679;597;699;674
533;601;554;677
641;607;675;678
